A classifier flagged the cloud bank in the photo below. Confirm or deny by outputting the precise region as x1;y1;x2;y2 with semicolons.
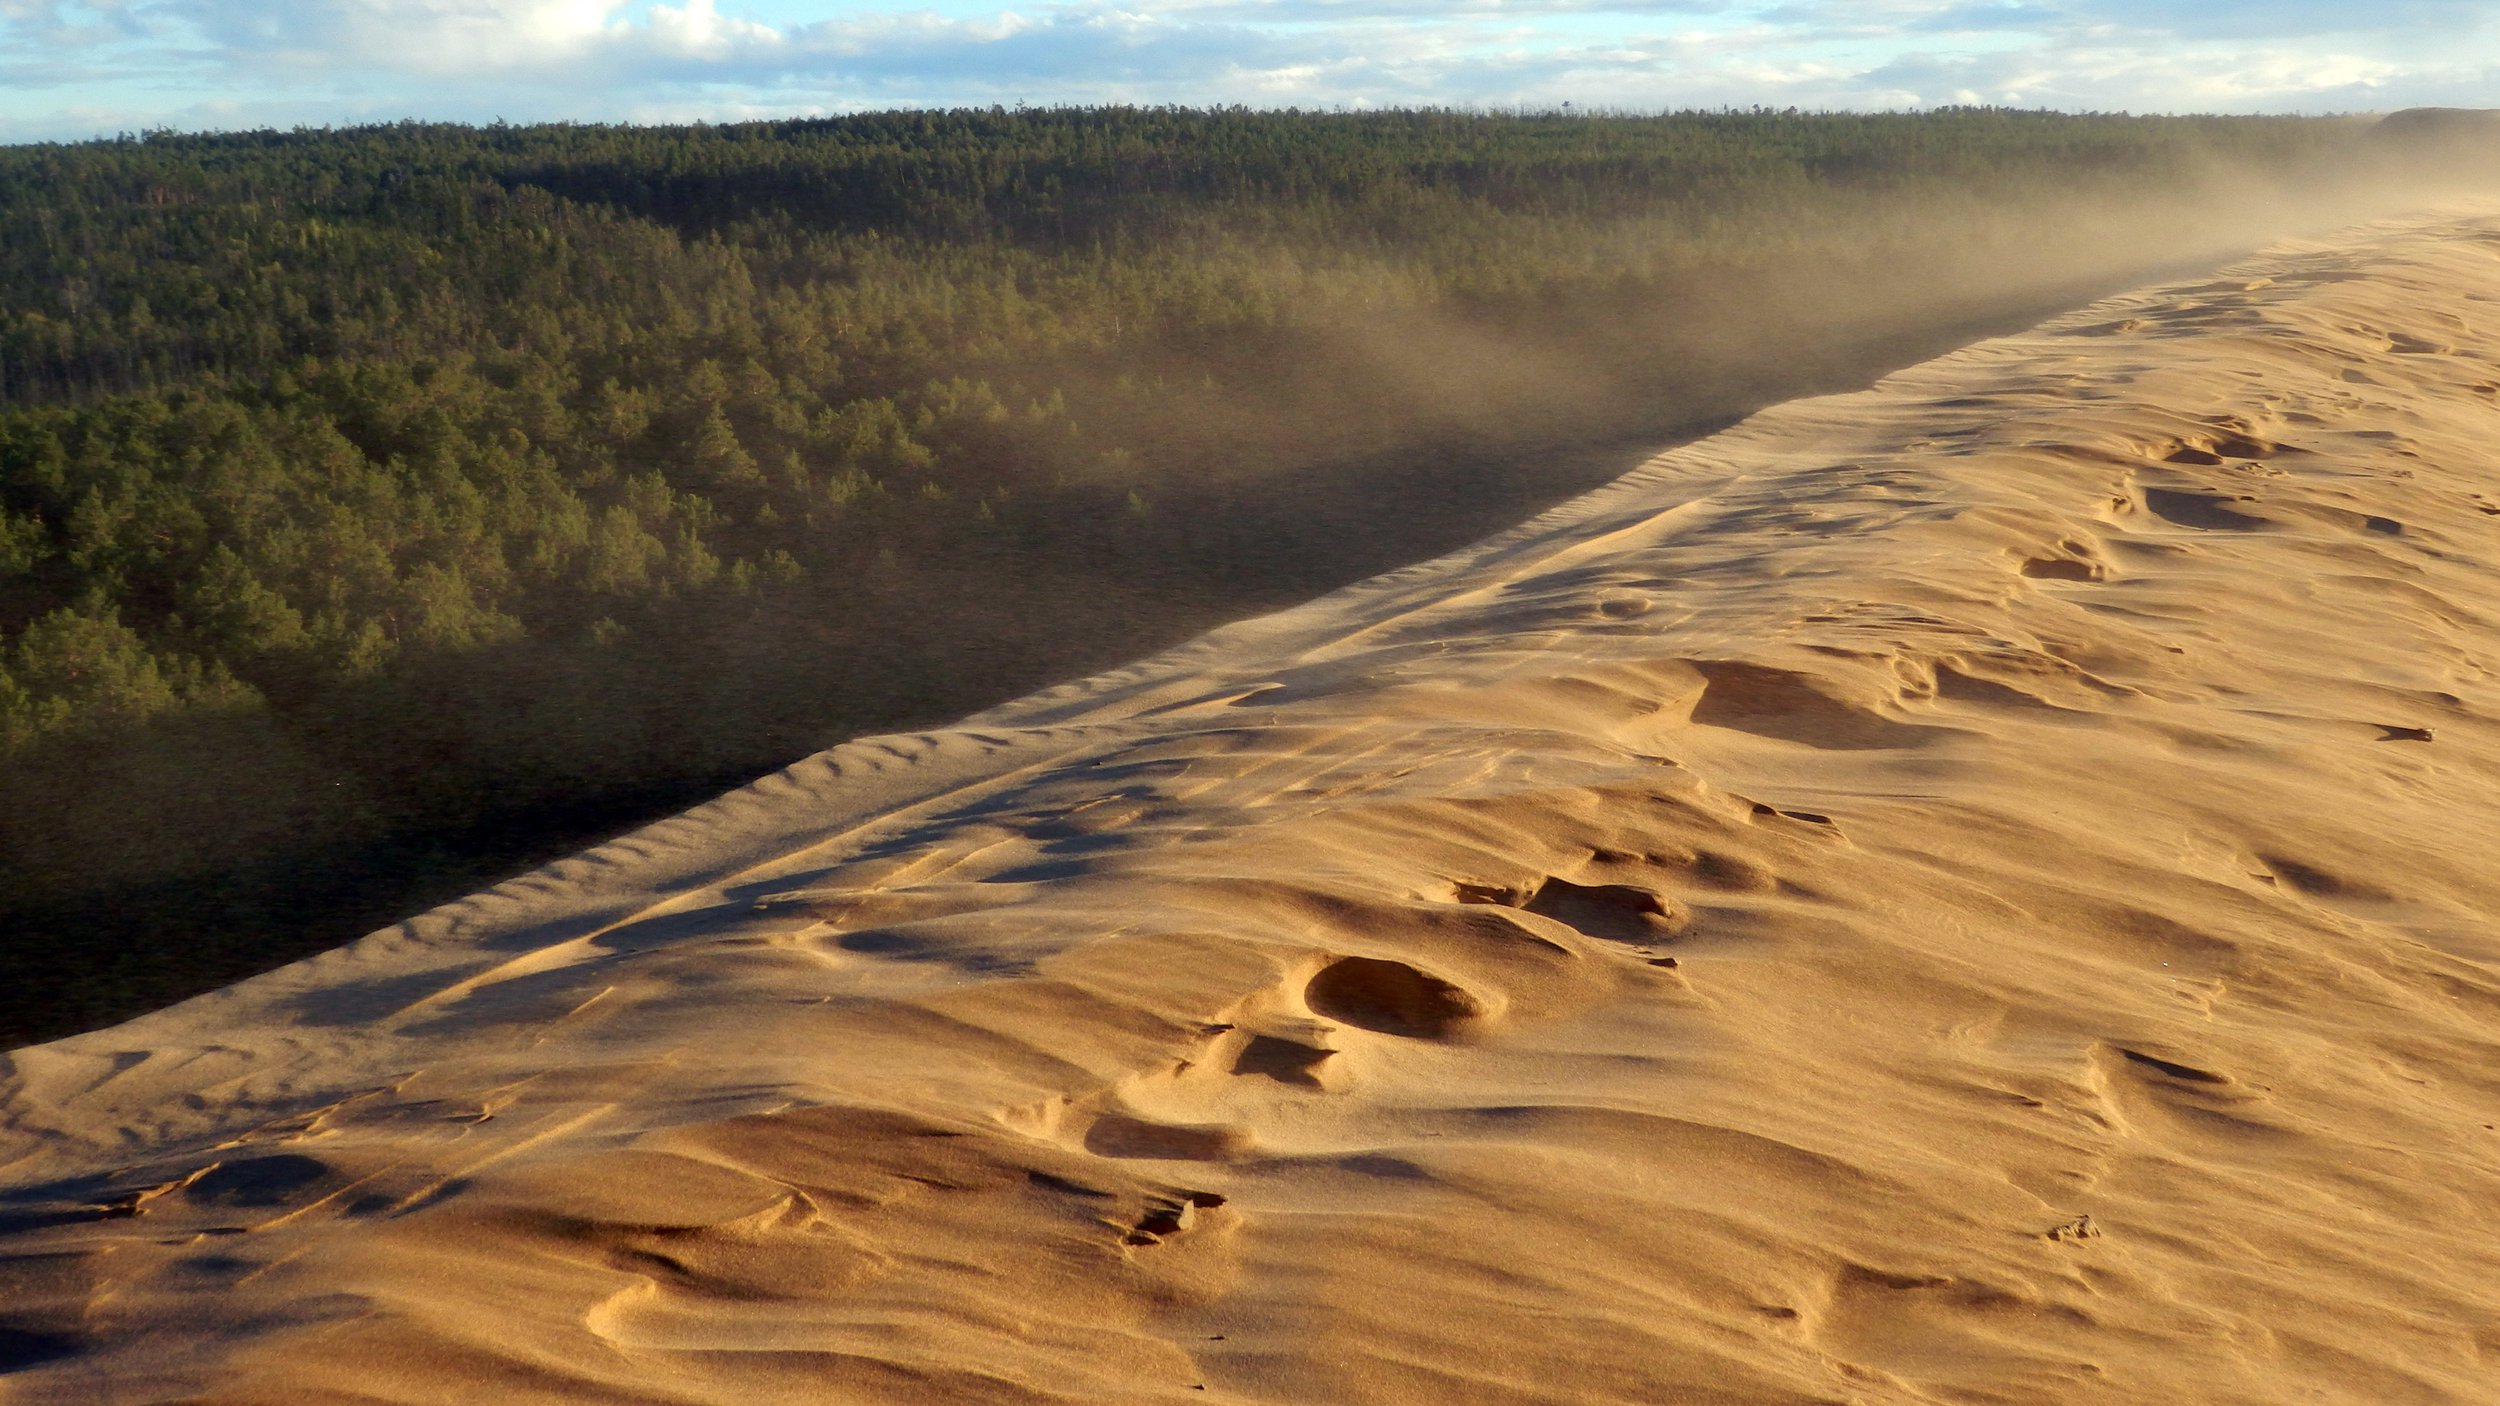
0;0;2494;142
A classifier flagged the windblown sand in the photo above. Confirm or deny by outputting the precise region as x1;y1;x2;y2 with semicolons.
7;208;2500;1405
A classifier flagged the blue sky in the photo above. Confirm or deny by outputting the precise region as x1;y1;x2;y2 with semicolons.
2;0;2495;143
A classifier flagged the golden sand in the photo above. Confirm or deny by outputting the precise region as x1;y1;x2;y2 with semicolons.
6;207;2500;1404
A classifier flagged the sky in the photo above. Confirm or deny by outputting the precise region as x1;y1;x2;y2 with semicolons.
1;0;2495;144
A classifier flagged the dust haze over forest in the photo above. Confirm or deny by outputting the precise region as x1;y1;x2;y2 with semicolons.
0;107;2492;1045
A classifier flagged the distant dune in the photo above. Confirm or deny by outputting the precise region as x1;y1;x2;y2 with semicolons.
7;206;2500;1404
2371;109;2500;174
2376;107;2500;137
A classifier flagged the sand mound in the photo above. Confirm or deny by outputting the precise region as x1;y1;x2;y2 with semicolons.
2375;107;2500;142
8;207;2500;1404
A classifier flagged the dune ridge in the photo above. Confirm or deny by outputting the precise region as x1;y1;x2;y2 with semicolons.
7;206;2500;1403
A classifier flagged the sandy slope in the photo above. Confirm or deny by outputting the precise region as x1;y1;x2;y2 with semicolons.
8;207;2500;1406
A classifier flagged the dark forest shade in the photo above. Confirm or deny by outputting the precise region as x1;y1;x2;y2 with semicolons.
0;107;2445;1045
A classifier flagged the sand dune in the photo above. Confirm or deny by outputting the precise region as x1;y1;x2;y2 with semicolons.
9;206;2500;1404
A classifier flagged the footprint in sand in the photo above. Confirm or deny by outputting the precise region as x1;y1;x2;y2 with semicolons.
1123;1190;1227;1248
2141;488;2269;532
1304;957;1484;1039
1458;876;1689;944
1085;1113;1258;1162
1073;953;1498;1172
1686;660;1932;750
2021;555;2104;582
1456;874;1700;972
1231;1032;1337;1087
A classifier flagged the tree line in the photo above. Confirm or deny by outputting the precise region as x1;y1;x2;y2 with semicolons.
0;106;2421;1044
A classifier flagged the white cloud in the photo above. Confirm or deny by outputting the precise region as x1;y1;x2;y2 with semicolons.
638;0;779;60
177;0;631;71
1;0;2496;141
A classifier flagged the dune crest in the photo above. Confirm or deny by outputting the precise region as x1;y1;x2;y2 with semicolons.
9;207;2500;1403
